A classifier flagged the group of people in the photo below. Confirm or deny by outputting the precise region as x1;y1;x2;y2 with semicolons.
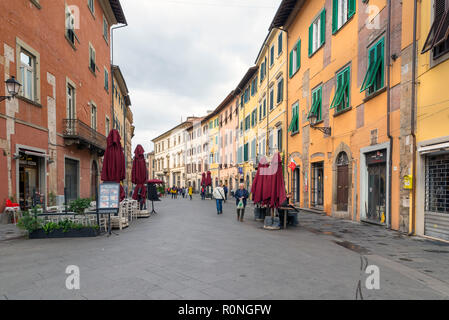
167;186;193;200
213;182;249;222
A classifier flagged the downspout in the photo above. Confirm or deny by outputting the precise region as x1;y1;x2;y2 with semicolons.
387;0;393;228
111;22;128;190
409;0;418;235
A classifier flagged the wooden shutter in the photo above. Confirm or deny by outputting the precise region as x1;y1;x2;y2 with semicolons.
348;0;356;18
320;9;326;46
332;0;339;34
289;49;294;77
308;23;313;56
296;39;301;71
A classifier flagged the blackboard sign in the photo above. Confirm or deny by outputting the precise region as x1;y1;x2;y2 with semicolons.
98;182;120;211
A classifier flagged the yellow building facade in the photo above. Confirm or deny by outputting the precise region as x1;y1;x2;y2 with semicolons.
207;112;220;187
415;0;449;241
236;67;259;190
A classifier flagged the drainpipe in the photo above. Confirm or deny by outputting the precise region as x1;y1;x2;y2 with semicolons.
409;0;418;235
387;0;393;229
111;23;128;189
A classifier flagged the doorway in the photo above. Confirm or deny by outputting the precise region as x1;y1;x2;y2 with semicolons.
365;150;387;224
91;161;98;200
292;167;300;204
65;158;79;203
336;152;349;211
19;153;43;210
311;162;324;208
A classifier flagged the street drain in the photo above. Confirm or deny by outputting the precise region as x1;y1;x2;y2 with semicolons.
333;240;370;255
424;250;449;253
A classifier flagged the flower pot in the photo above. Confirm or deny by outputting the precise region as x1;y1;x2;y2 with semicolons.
29;228;100;239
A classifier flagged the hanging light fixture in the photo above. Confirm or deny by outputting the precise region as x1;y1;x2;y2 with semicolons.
1;76;22;102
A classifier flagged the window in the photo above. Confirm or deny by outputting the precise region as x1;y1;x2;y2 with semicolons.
277;78;284;104
270;45;275;66
251;109;257;127
67;83;75;119
104;68;109;91
260;57;267;82
19;50;35;101
259;103;263;121
332;0;355;34
308;86;323;122
209;121;213;129
269;86;274;110
360;37;385;95
278;32;283;55
66;6;80;46
277;128;283;151
89;44;96;74
244;143;249;162
251;76;258;96
88;0;94;14
245;116;251;131
103;16;109;43
422;0;449;58
106;116;110;135
91;103;97;130
263;98;267;118
289;39;301;77
330;65;350;112
251;139;256;161
309;9;326;56
288;102;299;134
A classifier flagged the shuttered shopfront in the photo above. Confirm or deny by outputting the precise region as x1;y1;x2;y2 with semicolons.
425;152;449;241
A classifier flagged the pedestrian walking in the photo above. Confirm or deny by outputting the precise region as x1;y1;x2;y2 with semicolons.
213;182;226;215
188;186;193;200
235;183;249;222
201;186;205;200
223;184;228;200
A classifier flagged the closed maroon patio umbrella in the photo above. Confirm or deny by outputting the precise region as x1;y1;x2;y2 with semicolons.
101;129;126;201
132;144;148;202
201;172;206;186
251;162;269;204
148;179;164;184
269;152;287;209
206;171;212;186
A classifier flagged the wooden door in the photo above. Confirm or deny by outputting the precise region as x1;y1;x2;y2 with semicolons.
337;165;349;211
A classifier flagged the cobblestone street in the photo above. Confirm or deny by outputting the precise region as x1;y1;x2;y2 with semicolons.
1;196;449;300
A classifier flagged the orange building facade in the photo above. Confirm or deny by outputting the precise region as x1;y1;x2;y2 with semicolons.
272;0;415;232
0;0;127;210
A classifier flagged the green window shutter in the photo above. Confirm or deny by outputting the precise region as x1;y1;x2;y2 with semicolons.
288;104;299;133
308;23;313;57
360;48;377;92
320;9;326;46
289;49;294;78
348;0;356;18
330;73;343;109
332;0;338;34
296;40;301;71
308;91;318;119
378;38;385;89
317;87;322;121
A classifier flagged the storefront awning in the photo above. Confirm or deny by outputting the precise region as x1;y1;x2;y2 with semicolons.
418;142;449;154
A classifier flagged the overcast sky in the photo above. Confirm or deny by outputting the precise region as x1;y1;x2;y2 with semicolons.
113;0;282;154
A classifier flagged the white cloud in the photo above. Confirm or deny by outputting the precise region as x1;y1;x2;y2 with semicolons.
113;0;282;154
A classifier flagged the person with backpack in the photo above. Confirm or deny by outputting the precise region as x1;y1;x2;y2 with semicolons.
235;183;249;222
213;182;226;215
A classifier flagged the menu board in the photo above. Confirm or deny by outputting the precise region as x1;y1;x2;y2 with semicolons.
98;182;120;210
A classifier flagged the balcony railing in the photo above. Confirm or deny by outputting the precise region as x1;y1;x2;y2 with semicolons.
63;119;107;155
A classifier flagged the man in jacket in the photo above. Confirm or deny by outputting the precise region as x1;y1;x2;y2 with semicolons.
213;182;226;215
234;183;249;222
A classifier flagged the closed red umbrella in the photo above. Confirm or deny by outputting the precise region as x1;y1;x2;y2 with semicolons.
251;162;269;204
269;152;287;208
132;144;148;201
101;129;126;201
206;171;212;186
201;173;206;186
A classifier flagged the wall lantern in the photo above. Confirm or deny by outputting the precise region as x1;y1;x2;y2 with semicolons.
1;76;22;102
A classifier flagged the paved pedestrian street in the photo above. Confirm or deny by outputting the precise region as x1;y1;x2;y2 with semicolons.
1;196;449;300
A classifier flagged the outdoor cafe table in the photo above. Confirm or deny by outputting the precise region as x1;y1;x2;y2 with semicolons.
278;207;295;230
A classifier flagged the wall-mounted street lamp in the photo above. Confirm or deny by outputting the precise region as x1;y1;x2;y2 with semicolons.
308;113;331;136
0;76;21;103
